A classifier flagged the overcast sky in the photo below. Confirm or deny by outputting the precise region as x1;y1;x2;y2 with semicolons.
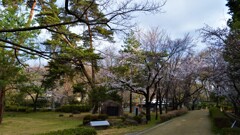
134;0;230;38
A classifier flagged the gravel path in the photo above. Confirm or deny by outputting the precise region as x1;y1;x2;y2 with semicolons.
136;110;214;135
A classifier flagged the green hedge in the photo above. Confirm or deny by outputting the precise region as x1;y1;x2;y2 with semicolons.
209;107;231;129
5;106;31;112
39;127;96;135
221;128;240;135
56;105;91;113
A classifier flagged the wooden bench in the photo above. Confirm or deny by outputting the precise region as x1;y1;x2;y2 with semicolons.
90;120;110;129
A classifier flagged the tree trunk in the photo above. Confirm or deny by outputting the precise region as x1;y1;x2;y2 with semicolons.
26;0;37;26
85;12;96;85
0;88;5;124
165;90;169;113
33;93;39;112
172;98;177;110
92;104;98;114
191;98;197;110
129;91;132;113
145;101;151;121
158;90;163;114
155;93;159;120
159;97;163;114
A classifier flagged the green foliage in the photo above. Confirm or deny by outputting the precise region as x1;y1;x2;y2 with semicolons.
73;83;85;94
225;1;240;103
98;114;109;120
88;86;122;108
133;115;143;124
226;0;240;29
209;107;231;130
40;0;113;90
0;5;40;59
55;105;91;113
39;127;97;135
5;91;25;106
209;107;226;117
209;107;237;135
0;49;22;88
5;106;31;112
72;83;86;103
221;128;240;135
121;31;141;53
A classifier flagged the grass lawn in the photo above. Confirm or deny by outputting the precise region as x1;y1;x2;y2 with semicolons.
0;112;84;135
0;112;160;135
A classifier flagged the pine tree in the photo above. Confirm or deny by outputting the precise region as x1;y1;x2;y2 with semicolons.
0;4;39;124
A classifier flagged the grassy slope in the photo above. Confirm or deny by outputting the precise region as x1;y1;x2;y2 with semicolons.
0;112;82;135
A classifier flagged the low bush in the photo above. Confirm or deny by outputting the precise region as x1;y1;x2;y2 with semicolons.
133;115;143;124
159;114;172;122
83;114;109;125
159;108;188;123
55;105;91;113
39;127;97;135
98;114;108;120
214;117;231;129
5;106;31;112
209;107;231;129
221;128;240;135
209;107;225;117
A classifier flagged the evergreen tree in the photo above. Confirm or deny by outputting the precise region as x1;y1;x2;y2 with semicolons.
0;4;39;124
224;0;240;115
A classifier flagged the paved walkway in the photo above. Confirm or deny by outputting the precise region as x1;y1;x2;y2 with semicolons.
136;110;214;135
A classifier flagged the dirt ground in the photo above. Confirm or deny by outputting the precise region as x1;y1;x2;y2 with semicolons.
135;110;215;135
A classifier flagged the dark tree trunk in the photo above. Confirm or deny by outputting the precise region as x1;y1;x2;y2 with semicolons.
145;101;151;121
33;93;39;112
145;87;152;122
0;88;5;124
191;98;197;110
92;104;98;114
155;93;159;120
130;91;132;113
165;91;168;113
191;102;195;110
172;98;177;110
158;90;163;114
159;99;163;114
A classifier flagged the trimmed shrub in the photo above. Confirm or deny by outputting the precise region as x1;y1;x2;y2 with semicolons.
209;107;224;117
98;114;108;120
209;107;231;129
159;114;171;122
214;117;231;129
221;128;240;135
123;118;138;126
83;115;92;125
83;114;109;125
39;127;96;135
160;108;188;123
56;105;91;113
133;115;142;124
5;106;31;112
